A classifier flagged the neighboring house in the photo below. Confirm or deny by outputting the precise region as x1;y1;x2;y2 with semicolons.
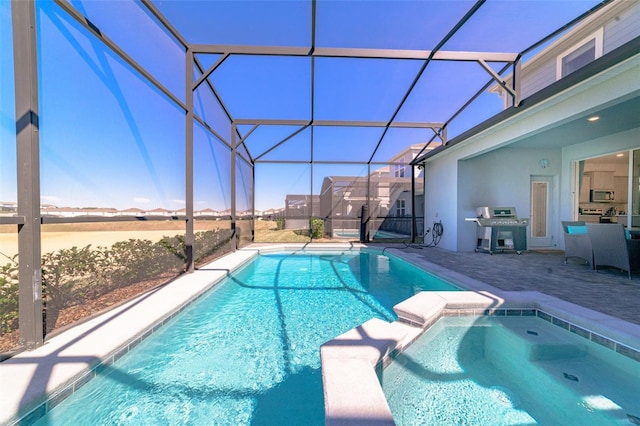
260;208;285;221
388;143;428;179
318;144;431;237
40;206;119;218
194;208;217;217
284;194;320;230
415;0;640;252
0;201;17;214
119;207;145;216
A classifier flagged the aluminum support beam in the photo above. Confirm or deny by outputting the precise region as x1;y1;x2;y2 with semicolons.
314;47;518;62
512;57;522;107
368;0;485;163
411;167;416;242
140;0;189;49
191;44;311;56
237;124;259;146
251;164;256;242
189;44;517;63
12;0;43;349
254;125;310;161
191;58;247;160
477;58;521;107
41;215;187;224
234;118;311;126
314;120;444;128
193;53;229;91
0;216;25;225
193;115;231;148
185;48;195;272
233;118;444;129
477;59;516;98
257;160;411;165
231;124;237;250
366;164;371;242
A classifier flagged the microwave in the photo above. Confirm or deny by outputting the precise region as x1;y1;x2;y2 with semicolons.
590;190;614;202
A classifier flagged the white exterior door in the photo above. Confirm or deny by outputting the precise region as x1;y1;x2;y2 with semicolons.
530;175;555;248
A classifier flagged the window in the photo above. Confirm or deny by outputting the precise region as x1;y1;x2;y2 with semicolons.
556;28;603;79
395;199;406;217
394;164;405;177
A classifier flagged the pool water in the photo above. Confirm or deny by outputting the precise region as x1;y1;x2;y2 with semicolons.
34;250;458;425
382;316;640;426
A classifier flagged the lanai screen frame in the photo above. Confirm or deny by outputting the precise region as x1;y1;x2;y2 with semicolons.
9;0;610;348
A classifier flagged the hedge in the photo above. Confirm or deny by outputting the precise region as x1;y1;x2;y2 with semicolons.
0;228;233;339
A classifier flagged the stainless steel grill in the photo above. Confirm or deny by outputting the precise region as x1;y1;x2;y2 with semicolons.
466;207;529;254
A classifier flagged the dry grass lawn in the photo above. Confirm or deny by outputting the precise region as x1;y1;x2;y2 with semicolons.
0;220;230;259
0;219;344;259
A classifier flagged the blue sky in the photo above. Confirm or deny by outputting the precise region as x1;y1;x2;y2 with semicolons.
0;0;601;211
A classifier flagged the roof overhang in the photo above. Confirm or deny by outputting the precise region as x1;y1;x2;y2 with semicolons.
412;35;640;165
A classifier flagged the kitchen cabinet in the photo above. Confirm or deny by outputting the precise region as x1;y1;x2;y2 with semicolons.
586;171;614;189
578;215;600;223
613;176;629;203
579;174;590;202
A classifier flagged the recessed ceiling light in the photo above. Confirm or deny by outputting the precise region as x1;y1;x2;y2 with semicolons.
587;116;600;122
616;153;624;157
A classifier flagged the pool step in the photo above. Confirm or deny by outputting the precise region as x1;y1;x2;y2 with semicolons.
529;342;587;361
485;324;588;365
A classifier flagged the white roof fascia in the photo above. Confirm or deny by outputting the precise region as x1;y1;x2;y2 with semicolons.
424;53;640;164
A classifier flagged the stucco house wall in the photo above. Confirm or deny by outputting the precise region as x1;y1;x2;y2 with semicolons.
456;147;562;251
492;1;639;107
423;155;459;249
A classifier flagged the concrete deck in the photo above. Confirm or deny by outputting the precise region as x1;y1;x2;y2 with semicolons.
390;246;640;325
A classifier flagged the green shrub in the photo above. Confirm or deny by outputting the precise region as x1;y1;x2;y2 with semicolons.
0;257;19;335
310;218;324;239
41;245;104;330
275;218;285;230
194;228;234;262
0;228;235;340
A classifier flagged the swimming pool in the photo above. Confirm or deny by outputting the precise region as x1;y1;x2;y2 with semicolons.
382;315;640;425
30;250;458;425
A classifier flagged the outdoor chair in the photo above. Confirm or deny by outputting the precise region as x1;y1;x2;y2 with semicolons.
561;221;593;268
586;223;633;279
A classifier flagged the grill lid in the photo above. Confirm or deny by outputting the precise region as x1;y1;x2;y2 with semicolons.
475;206;517;219
466;206;529;227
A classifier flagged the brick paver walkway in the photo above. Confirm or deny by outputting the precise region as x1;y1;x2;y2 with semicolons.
392;246;640;325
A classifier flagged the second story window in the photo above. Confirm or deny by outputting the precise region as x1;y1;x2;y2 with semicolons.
556;28;603;79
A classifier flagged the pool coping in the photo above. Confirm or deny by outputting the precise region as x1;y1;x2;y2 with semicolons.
321;248;640;426
0;243;638;425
